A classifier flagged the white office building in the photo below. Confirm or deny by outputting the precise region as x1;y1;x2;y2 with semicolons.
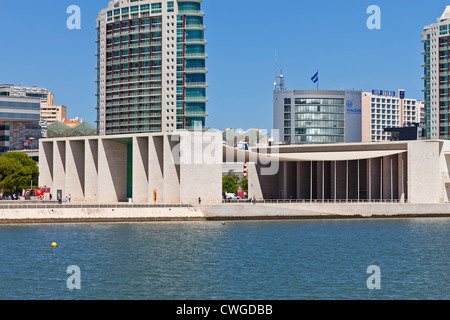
274;89;362;145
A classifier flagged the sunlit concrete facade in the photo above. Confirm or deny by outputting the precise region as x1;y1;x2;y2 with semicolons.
39;131;222;205
227;140;450;204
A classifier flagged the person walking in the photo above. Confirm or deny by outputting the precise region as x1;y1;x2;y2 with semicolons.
68;194;71;203
198;197;201;205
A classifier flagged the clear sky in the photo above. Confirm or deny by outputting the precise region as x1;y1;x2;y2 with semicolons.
0;0;448;131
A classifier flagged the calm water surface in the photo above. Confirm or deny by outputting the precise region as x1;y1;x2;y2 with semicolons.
0;218;448;300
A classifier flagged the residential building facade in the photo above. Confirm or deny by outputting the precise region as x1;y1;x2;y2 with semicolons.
422;6;450;139
96;0;208;136
361;90;423;142
40;92;67;125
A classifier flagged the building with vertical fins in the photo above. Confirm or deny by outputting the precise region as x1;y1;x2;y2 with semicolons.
96;0;208;136
422;6;450;139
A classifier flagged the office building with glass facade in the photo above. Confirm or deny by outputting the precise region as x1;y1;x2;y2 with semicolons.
274;89;362;144
0;96;42;154
96;0;208;136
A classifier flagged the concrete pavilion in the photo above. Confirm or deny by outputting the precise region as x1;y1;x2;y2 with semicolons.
39;132;450;205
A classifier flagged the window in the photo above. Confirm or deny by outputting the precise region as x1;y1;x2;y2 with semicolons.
152;3;162;14
167;1;174;12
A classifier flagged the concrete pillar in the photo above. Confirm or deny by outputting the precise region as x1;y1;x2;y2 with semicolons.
248;162;263;200
407;141;440;203
163;134;180;203
53;141;66;199
180;131;222;205
39;141;53;191
249;162;278;200
98;139;128;203
398;153;406;203
66;140;85;202
85;139;99;202
149;135;164;203
133;136;149;203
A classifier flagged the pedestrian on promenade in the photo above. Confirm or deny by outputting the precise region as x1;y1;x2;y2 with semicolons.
68;194;71;203
198;197;201;205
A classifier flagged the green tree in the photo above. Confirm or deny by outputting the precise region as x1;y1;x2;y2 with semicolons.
240;176;248;192
0;152;39;193
222;170;239;194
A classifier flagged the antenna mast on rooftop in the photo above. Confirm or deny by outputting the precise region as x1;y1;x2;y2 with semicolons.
274;49;285;91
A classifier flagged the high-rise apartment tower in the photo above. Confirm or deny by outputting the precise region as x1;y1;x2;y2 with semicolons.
422;6;450;139
96;0;208;135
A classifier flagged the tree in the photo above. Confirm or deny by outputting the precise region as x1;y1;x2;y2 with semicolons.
222;170;239;194
240;176;248;192
0;152;39;194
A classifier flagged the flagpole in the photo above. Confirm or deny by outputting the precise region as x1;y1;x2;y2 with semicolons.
317;69;319;91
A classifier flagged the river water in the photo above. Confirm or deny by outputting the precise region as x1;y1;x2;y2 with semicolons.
0;218;448;300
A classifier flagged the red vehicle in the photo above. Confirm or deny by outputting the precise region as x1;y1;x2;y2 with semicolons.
24;189;48;199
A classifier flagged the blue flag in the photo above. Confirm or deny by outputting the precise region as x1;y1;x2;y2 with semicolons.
311;72;319;84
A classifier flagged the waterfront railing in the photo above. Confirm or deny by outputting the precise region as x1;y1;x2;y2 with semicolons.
222;199;403;204
0;203;193;209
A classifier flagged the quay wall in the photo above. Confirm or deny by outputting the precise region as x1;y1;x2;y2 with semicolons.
0;206;205;224
201;203;450;220
0;203;449;224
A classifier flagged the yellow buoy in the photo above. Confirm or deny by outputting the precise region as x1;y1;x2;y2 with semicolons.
51;242;57;248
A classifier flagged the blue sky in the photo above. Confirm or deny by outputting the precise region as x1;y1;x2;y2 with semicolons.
0;1;447;131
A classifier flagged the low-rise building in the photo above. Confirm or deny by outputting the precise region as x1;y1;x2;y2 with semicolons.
40;92;67;125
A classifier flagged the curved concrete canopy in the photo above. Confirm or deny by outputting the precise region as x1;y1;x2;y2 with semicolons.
223;146;406;163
